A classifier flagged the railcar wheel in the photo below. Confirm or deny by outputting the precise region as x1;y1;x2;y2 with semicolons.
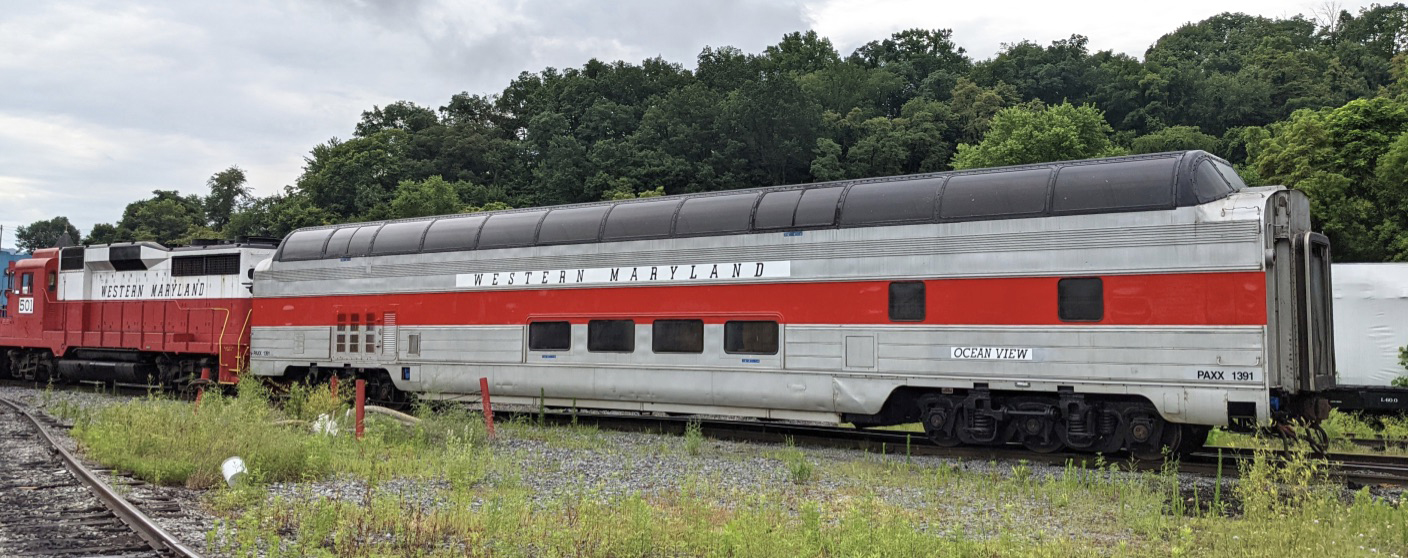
919;396;961;447
1126;408;1172;461
1176;425;1211;455
1011;399;1065;453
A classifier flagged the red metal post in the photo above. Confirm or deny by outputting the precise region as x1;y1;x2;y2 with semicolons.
354;379;366;440
480;377;496;440
329;375;339;400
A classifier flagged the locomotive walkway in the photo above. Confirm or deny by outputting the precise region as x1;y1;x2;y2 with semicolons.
0;397;203;558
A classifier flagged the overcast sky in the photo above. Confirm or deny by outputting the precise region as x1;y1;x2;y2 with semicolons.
0;0;1377;246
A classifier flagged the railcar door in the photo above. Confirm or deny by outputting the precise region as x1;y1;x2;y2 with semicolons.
1298;232;1335;392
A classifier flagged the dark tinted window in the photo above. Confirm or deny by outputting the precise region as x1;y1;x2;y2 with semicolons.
889;282;925;321
60;247;84;271
754;190;803;229
478;211;546;249
588;320;635;352
323;227;357;258
675;194;758;235
840;178;942;225
280;229;335;261
602;199;680;241
346;225;382;257
539;206;609;245
724;321;779;354
652;320;704;353
794;187;843;227
1192;161;1233;203
940;169;1051;220
1052;159;1176;213
370;221;432;255
1211;160;1248;191
529;321;571;351
422;215;487;252
1058;278;1103;322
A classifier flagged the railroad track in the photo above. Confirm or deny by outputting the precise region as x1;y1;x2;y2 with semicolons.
0;397;203;558
510;409;1408;486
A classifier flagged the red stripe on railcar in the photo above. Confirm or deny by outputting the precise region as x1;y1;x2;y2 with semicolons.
254;272;1267;327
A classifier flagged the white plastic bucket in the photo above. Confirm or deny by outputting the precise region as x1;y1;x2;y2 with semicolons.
221;456;247;487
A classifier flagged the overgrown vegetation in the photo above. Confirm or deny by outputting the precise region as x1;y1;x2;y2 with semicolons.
70;381;488;488
62;390;1408;556
1207;410;1408;456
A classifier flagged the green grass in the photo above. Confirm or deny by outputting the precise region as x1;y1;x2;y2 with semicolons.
71;380;489;488
1207;410;1408;456
68;389;1408;557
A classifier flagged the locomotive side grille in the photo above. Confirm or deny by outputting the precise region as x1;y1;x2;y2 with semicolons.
172;254;241;277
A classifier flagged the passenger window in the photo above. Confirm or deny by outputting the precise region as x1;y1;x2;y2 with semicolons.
940;169;1051;220
21;273;32;295
588;320;635;352
839;178;942;226
335;313;345;353
1192;161;1232;203
675;194;757;236
753;190;803;229
1051;159;1176;213
1057;278;1103;322
794;187;844;227
529;322;572;351
724;321;779;355
652;320;704;353
889;282;925;321
1211;160;1248;191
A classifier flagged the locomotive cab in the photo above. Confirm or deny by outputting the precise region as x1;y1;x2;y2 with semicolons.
1;250;60;340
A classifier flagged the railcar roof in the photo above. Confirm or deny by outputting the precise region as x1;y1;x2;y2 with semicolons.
275;150;1247;262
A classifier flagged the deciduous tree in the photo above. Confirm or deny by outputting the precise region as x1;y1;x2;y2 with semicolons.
15;217;80;253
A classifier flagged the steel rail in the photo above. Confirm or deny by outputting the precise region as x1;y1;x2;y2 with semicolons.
503;409;1408;485
0;397;205;558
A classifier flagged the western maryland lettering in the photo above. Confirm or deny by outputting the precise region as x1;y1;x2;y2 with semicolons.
97;280;208;299
454;261;791;289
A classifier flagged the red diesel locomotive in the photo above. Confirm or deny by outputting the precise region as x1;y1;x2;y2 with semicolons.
0;240;277;386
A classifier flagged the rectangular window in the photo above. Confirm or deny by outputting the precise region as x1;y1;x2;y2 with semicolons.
47;272;57;291
724;321;779;355
588;320;635;352
529;321;572;351
60;247;84;271
888;281;925;321
1058;278;1103;322
20;273;32;295
365;317;377;354
652;320;704;353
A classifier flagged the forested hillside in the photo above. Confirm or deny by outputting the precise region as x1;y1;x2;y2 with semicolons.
20;5;1408;261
